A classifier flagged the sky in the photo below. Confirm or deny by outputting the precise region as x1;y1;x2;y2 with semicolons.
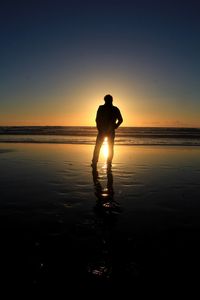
0;0;200;127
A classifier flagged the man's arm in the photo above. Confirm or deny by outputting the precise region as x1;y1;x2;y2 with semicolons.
95;106;102;131
115;108;123;129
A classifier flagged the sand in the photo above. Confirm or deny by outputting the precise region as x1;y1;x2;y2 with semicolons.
0;143;200;296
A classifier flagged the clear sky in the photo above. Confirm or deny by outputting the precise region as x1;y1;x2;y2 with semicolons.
0;0;200;127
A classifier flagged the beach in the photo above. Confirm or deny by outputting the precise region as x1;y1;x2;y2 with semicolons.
1;142;200;296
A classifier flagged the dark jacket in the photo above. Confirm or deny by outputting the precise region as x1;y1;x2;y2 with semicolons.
96;104;123;133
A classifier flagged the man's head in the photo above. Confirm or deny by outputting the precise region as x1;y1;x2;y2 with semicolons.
104;94;113;105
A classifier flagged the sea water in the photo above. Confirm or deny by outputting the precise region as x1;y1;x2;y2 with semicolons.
0;126;200;146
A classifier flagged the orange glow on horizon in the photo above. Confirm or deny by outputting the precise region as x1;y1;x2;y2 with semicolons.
1;90;200;128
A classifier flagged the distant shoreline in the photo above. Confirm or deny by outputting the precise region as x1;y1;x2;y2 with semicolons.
0;125;200;129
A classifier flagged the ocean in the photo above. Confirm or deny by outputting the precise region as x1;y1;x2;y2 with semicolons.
0;126;200;146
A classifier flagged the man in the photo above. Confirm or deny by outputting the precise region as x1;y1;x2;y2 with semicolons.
91;94;123;168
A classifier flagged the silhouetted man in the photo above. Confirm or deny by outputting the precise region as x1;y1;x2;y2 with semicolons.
91;94;123;168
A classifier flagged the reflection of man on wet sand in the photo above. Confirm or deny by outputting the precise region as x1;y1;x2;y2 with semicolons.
88;167;122;279
92;168;121;215
91;94;123;168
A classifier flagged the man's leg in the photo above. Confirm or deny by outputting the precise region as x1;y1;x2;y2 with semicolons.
107;134;115;165
92;133;104;165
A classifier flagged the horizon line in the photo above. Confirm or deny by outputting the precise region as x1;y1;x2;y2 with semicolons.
0;125;200;129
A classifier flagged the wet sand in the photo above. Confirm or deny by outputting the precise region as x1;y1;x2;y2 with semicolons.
0;143;200;296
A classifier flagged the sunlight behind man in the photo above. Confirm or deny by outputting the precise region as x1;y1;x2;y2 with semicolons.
102;137;109;160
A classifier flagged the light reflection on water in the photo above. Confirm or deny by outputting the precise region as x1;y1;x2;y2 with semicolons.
87;166;122;280
0;143;200;289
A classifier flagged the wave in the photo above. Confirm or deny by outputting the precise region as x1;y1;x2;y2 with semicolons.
0;126;200;146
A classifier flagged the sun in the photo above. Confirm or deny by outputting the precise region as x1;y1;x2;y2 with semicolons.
102;137;108;160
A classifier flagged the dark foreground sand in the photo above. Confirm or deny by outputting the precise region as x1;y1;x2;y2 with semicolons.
0;143;200;296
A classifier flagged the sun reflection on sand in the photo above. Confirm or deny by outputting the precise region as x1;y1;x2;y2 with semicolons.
87;166;122;279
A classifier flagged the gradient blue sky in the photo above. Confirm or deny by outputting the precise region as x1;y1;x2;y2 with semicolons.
0;0;200;127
